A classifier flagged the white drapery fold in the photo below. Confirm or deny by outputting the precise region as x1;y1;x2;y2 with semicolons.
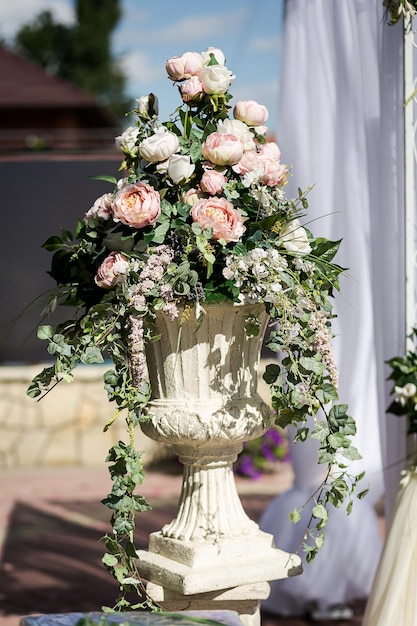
260;0;406;615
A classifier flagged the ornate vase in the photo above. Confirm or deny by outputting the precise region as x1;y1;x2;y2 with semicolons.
137;301;301;626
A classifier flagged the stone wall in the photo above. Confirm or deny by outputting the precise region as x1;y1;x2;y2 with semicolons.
0;364;159;469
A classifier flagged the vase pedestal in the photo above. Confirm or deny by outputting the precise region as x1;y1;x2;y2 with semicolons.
136;455;301;626
137;303;302;626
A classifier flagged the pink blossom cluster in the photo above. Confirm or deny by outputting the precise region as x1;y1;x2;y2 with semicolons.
310;310;339;387
165;47;233;103
127;245;179;387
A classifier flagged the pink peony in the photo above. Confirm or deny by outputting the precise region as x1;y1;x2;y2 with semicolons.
202;132;243;166
166;52;202;81
95;251;129;289
234;100;269;126
180;76;205;103
200;169;226;195
112;182;161;228
258;141;281;161
191;197;246;242
84;193;112;223
236;147;287;187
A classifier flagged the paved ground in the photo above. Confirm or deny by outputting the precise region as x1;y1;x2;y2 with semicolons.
0;463;367;626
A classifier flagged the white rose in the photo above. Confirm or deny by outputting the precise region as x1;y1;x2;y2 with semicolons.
199;65;235;95
217;119;255;151
139;127;179;163
115;126;140;155
280;219;312;255
201;47;226;66
135;94;159;119
394;383;417;406
168;154;195;184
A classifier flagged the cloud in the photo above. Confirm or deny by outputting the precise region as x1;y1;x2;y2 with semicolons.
249;37;281;52
120;50;165;89
0;0;74;41
138;9;249;45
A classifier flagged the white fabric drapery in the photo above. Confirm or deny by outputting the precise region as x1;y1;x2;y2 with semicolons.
260;0;406;615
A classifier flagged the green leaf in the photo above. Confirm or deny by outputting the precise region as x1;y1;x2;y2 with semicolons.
90;174;118;185
310;421;329;442
341;445;362;461
102;553;118;567
37;325;53;340
289;508;301;523
263;363;281;384
312;503;328;521
299;356;325;375
42;236;64;251
81;346;104;365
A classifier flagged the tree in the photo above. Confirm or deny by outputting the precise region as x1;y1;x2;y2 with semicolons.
14;0;131;121
14;11;74;79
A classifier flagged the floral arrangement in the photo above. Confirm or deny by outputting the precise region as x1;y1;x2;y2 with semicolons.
386;327;417;436
383;0;417;24
27;47;364;609
234;426;288;479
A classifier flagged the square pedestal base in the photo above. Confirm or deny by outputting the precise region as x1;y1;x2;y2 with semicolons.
146;581;271;626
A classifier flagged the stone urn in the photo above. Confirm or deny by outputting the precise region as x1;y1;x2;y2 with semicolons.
136;301;302;626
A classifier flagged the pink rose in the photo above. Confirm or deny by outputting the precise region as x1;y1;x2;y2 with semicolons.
191;197;246;242
180;76;205;103
234;100;269;126
200;169;226;195
259;160;287;187
95;252;129;289
235;148;287;187
84;193;112;223
202;132;243;166
258;141;281;161
166;52;202;81
112;182;161;228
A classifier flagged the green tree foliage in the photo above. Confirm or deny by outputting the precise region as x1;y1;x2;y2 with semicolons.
14;0;132;121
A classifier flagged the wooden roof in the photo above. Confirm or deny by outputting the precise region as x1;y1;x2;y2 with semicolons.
0;45;117;127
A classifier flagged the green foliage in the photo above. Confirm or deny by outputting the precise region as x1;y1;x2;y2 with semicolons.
386;327;417;435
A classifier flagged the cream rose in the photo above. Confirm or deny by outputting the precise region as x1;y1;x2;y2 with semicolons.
201;47;226;66
191;197;246;242
199;64;235;95
217;118;255;151
95;252;130;289
280;219;312;255
167;154;195;185
139;127;179;163
115;126;140;156
202;132;243;166
112;182;161;229
181;188;205;206
166;52;202;81
234;100;269;126
136;94;159;119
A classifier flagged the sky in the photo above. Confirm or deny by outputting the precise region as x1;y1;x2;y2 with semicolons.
0;0;285;134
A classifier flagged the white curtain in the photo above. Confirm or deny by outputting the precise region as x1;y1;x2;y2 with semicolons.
260;0;406;616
